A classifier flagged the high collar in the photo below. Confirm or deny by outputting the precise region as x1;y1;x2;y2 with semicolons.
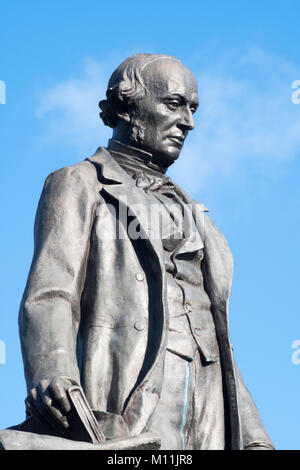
107;139;170;176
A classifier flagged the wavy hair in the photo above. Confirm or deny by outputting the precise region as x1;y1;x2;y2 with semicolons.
99;53;181;128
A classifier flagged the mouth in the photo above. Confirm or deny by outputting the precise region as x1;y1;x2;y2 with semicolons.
168;135;185;146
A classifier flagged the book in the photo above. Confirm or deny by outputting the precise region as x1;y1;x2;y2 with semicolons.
65;385;105;444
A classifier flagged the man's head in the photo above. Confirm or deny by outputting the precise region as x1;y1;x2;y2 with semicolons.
99;53;198;168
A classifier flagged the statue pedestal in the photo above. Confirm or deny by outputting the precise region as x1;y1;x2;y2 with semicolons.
0;430;160;450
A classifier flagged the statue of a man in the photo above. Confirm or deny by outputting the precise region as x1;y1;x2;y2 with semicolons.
16;54;274;450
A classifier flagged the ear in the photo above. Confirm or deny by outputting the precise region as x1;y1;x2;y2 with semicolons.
116;112;131;123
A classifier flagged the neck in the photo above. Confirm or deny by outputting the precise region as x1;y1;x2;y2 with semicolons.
107;138;171;175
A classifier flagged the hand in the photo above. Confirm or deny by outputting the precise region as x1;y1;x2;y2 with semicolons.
25;376;75;433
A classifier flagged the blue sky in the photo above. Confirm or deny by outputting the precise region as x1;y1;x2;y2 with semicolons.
1;0;300;450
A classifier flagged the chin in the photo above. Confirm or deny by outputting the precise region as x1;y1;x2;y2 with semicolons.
164;147;182;162
153;151;180;169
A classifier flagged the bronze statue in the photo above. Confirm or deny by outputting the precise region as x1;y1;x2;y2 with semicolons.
1;54;274;450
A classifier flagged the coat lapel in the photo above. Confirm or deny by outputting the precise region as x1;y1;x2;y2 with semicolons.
87;147;164;259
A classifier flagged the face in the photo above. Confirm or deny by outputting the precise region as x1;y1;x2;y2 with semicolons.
130;60;199;166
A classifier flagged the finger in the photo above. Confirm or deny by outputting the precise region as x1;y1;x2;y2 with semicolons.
43;394;69;430
36;383;69;431
25;397;34;415
49;379;71;414
25;393;37;417
27;388;54;427
28;387;45;417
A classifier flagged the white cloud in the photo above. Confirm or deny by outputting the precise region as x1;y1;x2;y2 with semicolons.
36;58;111;152
36;49;300;192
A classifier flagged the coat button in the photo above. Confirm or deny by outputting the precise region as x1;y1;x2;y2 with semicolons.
135;272;145;282
134;321;145;331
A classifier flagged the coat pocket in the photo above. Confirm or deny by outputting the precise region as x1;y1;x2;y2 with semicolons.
192;328;220;364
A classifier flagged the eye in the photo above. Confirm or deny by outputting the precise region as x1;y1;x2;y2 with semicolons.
165;99;181;111
190;105;198;114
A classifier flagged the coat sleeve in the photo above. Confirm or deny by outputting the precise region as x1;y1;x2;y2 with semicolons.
234;360;275;449
19;162;100;391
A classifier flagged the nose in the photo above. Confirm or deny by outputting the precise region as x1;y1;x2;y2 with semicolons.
178;106;195;131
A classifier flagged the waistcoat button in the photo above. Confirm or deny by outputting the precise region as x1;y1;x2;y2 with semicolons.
135;272;145;282
134;321;145;331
